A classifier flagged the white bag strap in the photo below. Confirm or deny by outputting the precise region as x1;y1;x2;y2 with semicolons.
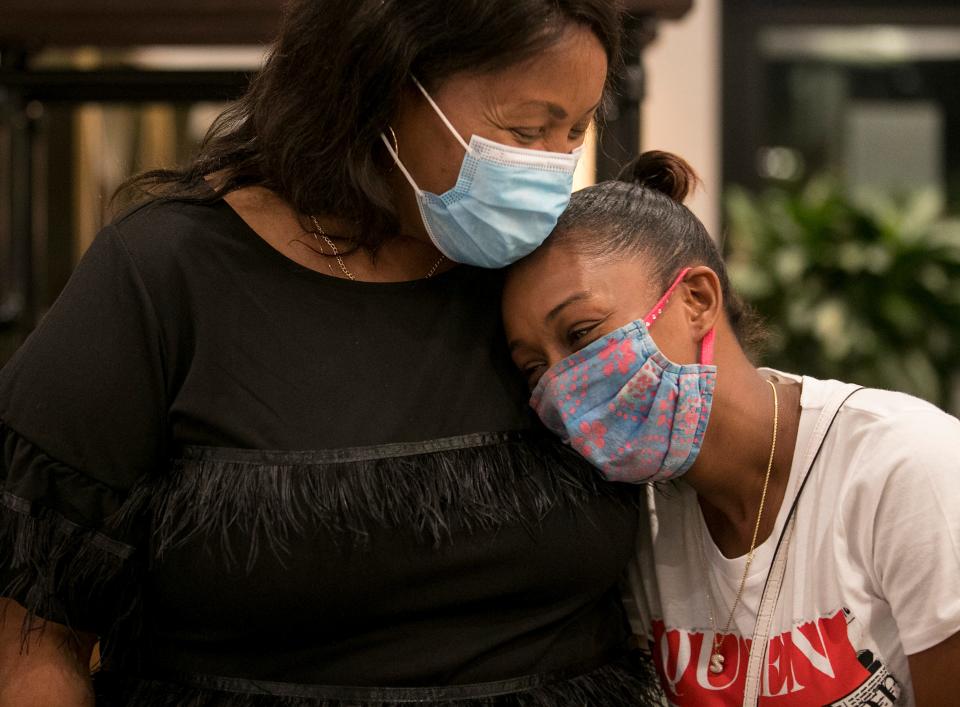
742;383;863;706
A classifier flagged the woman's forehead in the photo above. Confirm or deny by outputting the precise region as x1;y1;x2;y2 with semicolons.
505;246;661;318
438;27;607;111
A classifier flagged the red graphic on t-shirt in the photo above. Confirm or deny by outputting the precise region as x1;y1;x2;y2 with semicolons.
651;610;875;705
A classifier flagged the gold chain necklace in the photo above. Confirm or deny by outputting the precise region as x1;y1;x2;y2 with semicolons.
309;216;445;280
700;378;779;675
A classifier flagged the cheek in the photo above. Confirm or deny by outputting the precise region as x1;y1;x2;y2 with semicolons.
657;336;700;365
646;313;702;365
392;101;468;195
404;137;465;195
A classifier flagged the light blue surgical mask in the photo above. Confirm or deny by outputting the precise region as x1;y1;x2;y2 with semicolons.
381;78;582;269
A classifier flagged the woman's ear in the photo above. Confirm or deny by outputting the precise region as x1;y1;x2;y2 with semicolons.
680;266;723;341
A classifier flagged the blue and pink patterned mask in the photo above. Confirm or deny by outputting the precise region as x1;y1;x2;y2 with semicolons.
530;268;717;483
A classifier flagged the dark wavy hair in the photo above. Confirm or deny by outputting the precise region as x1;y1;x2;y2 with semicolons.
546;151;767;356
115;0;622;249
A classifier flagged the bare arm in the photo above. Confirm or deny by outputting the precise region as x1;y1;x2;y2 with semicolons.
908;630;960;707
0;598;96;707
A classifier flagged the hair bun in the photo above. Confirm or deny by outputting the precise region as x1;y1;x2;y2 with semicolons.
617;150;699;203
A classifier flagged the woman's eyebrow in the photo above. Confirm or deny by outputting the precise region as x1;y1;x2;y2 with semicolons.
506;291;591;352
507;338;527;354
510;99;602;121
545;291;591;322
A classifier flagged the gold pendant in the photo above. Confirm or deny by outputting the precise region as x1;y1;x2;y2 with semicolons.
709;652;725;674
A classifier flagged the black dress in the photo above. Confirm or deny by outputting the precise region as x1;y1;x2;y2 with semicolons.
0;195;660;705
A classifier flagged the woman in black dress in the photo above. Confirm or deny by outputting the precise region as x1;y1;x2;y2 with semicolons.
0;1;659;705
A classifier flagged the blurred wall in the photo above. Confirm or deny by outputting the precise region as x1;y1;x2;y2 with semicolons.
641;0;721;239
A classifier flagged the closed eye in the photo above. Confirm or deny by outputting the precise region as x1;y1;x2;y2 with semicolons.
510;127;544;143
568;122;591;141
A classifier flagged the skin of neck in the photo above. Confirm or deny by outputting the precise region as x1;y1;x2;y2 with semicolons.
208;174;449;282
682;319;802;557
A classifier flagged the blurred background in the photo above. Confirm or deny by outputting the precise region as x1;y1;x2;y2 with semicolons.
2;0;959;411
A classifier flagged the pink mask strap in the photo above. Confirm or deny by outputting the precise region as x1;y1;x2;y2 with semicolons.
700;328;715;366
643;266;716;366
642;267;691;328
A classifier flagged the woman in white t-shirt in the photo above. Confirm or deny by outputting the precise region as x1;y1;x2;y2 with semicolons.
501;151;960;706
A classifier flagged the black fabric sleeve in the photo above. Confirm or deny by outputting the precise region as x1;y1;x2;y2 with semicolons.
0;224;167;639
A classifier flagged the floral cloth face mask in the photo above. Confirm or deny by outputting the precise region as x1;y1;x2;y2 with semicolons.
530;268;717;483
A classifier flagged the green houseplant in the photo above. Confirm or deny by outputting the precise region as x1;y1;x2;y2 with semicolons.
725;179;960;412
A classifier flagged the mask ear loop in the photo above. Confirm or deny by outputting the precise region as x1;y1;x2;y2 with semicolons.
699;328;716;366
643;267;691;328
379;75;472;193
380;133;421;194
643;266;716;366
410;76;471;154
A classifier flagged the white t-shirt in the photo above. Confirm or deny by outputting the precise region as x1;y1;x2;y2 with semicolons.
624;372;960;706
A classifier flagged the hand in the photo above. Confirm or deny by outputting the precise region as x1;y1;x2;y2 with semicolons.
0;599;96;707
